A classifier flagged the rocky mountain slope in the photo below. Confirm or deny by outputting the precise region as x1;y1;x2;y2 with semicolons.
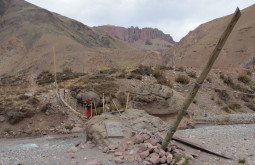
0;0;150;76
95;25;175;51
165;5;255;68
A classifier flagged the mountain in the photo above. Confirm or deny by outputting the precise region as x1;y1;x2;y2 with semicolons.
165;5;255;69
0;0;147;76
95;25;175;51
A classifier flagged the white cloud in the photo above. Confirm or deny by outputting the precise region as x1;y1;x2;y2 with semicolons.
26;0;255;41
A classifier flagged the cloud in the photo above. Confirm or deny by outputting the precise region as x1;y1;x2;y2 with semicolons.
26;0;255;41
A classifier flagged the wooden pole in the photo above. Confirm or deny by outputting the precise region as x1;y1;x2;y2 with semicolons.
125;92;130;110
102;93;105;112
112;100;121;115
53;47;57;86
161;8;241;150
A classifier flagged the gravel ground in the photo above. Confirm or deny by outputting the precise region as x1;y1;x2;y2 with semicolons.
0;133;126;165
0;124;254;165
176;124;255;165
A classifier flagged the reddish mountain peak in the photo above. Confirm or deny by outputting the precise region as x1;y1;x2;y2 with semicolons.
95;25;175;44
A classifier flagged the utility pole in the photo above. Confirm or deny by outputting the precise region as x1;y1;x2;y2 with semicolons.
161;8;241;150
53;47;57;86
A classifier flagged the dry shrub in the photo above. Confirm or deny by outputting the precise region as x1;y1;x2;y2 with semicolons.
153;69;173;88
245;103;255;111
131;65;154;76
221;106;231;113
237;74;251;84
127;73;142;80
187;71;197;78
158;65;173;70
216;90;230;102
227;102;241;111
175;74;190;84
175;66;185;72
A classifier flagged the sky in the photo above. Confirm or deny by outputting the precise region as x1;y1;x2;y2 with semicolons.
26;0;254;41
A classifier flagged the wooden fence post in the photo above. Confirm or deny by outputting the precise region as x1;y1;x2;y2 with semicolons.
161;8;241;150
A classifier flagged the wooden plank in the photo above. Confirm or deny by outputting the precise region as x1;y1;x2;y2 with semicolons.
172;136;231;159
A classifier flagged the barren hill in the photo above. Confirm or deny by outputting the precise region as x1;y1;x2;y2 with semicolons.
165;5;255;69
95;25;175;51
0;0;150;76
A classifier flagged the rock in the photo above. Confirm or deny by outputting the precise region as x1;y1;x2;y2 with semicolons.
114;158;124;164
192;150;201;159
67;153;75;159
149;154;160;164
142;133;151;140
139;150;150;159
86;160;102;165
142;160;151;165
68;146;78;153
155;132;164;140
86;109;167;147
134;134;144;144
108;144;118;150
24;92;33;97
160;156;167;163
76;91;100;106
96;26;175;44
166;154;173;164
153;148;159;153
149;153;159;158
138;143;148;152
114;152;123;156
127;156;135;162
0;115;5;122
147;138;158;146
71;127;84;133
159;149;166;157
103;147;109;153
145;143;156;152
87;143;95;149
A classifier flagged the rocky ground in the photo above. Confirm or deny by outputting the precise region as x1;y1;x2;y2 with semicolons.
0;124;254;165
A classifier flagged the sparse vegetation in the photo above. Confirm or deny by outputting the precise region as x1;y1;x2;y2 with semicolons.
228;102;241;111
158;65;173;70
36;69;85;85
175;74;190;84
153;69;173;88
216;90;230;102
174;154;191;165
206;77;212;83
3;128;11;134
245;103;255;111
187;71;197;78
65;124;74;130
238;158;246;164
238;74;251;84
131;65;154;76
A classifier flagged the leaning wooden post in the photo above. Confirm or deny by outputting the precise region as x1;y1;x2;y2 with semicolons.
161;8;241;150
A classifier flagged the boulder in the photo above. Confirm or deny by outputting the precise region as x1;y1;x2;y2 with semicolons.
76;91;100;106
132;84;197;115
86;109;167;146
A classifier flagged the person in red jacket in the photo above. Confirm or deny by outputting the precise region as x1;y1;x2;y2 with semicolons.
84;98;92;118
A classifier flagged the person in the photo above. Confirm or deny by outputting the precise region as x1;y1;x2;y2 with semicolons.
84;98;92;118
